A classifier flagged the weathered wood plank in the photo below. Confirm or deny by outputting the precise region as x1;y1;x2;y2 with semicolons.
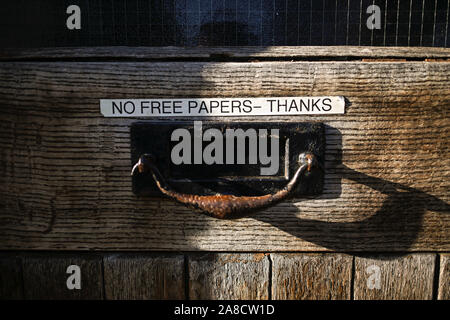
0;254;23;299
22;254;103;299
0;61;448;251
103;254;184;300
189;253;270;299
438;254;450;300
271;253;352;300
354;254;436;300
0;46;448;60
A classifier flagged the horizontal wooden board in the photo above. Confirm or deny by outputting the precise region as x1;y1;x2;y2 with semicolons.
0;46;449;60
103;254;184;299
353;254;436;300
271;253;352;300
188;253;270;300
0;60;448;251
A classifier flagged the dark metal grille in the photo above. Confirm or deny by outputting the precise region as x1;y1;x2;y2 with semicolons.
1;0;449;48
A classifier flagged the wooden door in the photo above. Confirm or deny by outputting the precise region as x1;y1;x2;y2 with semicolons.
0;46;448;300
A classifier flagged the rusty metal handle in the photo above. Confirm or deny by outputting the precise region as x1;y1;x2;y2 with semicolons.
131;152;317;219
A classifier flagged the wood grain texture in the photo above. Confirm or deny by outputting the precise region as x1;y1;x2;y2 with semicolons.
0;60;448;251
188;253;270;299
438;254;450;300
271;253;352;300
0;46;448;60
22;254;103;299
103;254;184;300
354;254;436;300
0;254;23;299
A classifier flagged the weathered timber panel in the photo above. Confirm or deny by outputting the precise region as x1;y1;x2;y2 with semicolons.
1;46;449;60
438;254;450;300
353;254;436;300
271;253;352;300
103;254;184;299
189;253;270;299
22;254;103;299
0;254;23;299
0;60;448;251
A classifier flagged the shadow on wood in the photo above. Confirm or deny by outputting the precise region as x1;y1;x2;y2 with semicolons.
255;125;450;257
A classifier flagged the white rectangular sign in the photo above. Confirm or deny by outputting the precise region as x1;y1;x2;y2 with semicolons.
100;96;345;117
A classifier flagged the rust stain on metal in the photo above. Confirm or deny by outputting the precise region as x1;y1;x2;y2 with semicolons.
131;153;317;219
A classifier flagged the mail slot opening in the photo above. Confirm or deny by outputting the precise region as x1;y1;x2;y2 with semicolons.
131;121;325;197
168;121;285;178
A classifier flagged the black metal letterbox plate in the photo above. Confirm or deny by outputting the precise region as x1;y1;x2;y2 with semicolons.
131;121;324;197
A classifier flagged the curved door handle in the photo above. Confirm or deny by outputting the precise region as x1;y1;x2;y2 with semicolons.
131;152;318;219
